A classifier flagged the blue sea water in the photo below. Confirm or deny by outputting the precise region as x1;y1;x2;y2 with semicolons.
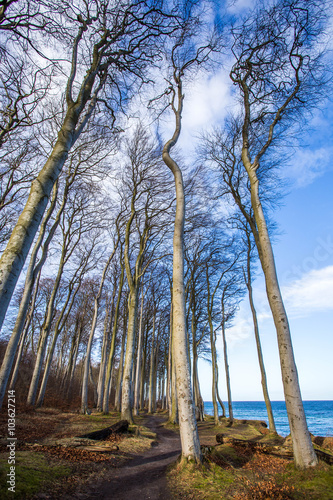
203;400;333;437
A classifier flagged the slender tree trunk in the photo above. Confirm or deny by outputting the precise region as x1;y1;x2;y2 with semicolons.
209;320;219;425
162;68;201;459
36;275;81;408
148;313;156;414
89;363;98;408
245;162;317;467
192;339;204;422
0;183;59;408
115;316;127;412
134;288;144;416
221;302;233;423
168;304;178;424
121;286;139;423
166;318;172;412
81;248;117;414
27;248;68;406
9;271;40;392
244;239;276;432
139;326;148;410
103;265;124;414
97;294;115;411
215;360;226;418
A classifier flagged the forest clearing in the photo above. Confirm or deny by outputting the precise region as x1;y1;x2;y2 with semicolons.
1;407;333;499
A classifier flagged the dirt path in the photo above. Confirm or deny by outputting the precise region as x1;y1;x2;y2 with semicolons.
75;416;181;500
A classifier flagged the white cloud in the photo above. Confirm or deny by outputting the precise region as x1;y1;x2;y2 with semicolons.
225;317;253;346
283;265;333;316
226;0;255;14
286;146;333;188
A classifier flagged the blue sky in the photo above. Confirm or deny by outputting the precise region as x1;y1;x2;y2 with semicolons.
197;118;333;402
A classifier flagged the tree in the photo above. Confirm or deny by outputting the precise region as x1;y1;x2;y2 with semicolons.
119;124;173;423
160;31;214;463
0;0;181;331
226;0;327;468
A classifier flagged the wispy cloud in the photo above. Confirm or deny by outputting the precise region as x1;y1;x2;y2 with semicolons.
283;265;333;316
286;146;333;188
226;0;255;14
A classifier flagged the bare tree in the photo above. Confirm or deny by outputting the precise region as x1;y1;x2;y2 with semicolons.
225;0;328;468
0;0;181;331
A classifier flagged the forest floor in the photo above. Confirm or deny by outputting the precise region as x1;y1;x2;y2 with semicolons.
0;406;333;499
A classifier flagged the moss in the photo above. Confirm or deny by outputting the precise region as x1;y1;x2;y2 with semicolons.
0;451;70;499
278;462;333;499
167;460;236;499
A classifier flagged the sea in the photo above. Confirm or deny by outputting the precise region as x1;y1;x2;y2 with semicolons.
203;400;333;437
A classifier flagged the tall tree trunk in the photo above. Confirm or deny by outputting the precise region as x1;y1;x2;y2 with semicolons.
215;359;226;418
97;293;115;412
139;325;148;410
166;317;172;412
209;320;219;425
121;286;139;423
103;264;124;414
148;313;156;414
245;160;317;467
0;28;110;331
162;152;201;461
221;302;233;423
36;274;82;408
168;303;178;424
244;236;276;433
9;270;40;392
0;183;59;408
134;288;144;416
81;247;117;414
27;246;68;406
115;315;127;412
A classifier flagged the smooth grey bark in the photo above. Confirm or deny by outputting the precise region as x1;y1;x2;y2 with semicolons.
115;309;127;412
103;262;124;414
166;319;172;412
139;323;148;410
89;363;98;407
148;313;156;414
205;263;223;425
162;69;201;462
240;120;317;468
36;266;84;407
97;293;115;411
0;183;58;408
134;288;144;416
230;6;319;465
81;246;117;414
221;299;233;423
0;24;110;331
121;288;139;423
215;358;226;418
244;232;276;433
27;239;69;406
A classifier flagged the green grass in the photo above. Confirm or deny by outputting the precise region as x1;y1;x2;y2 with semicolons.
279;462;333;499
0;451;70;499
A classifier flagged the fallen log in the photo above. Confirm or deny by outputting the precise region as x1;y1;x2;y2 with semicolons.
78;420;129;440
215;434;333;464
315;448;333;465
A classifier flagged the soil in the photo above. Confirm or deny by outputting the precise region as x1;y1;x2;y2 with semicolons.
64;415;181;500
